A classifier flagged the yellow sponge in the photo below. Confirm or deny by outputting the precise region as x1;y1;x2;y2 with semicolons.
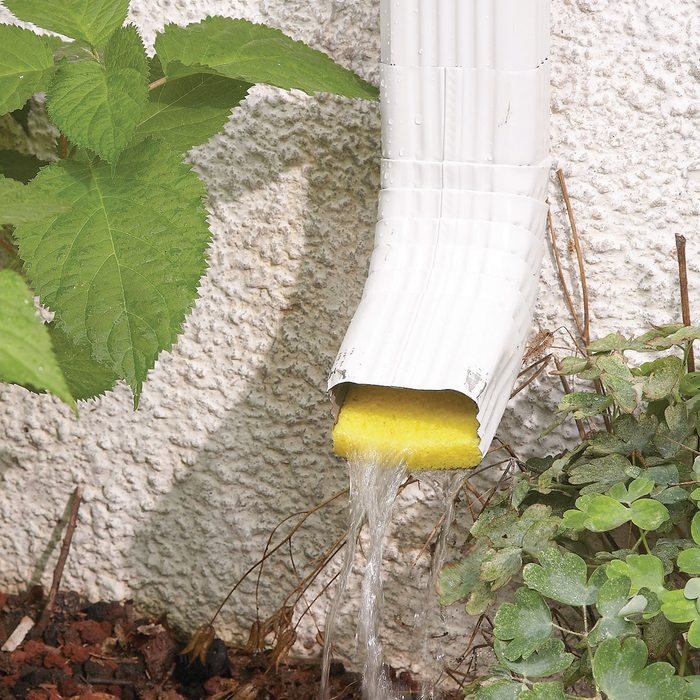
332;385;481;470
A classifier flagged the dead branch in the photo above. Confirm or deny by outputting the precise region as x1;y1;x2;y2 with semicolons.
676;233;695;372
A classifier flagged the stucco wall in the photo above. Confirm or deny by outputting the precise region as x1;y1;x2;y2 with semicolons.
1;0;699;679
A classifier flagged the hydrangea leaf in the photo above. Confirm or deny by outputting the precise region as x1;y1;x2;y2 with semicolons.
0;25;54;116
14;138;210;402
629;499;670;531
523;549;606;606
0;150;48;183
0;175;65;225
0;269;75;410
3;0;130;46
48;324;117;401
606;555;666;596
588;577;638;645
47;26;148;164
495;639;574;678
592;638;686;700
135;72;251;153
154;16;378;100
493;588;552;661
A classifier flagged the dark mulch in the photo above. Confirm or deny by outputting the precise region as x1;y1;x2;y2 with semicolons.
0;589;459;700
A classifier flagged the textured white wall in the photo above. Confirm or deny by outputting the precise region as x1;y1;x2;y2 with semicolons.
0;0;698;678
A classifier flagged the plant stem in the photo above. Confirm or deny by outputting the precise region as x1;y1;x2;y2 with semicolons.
675;233;695;372
553;622;586;638
680;638;689;677
148;76;167;91
58;134;68;160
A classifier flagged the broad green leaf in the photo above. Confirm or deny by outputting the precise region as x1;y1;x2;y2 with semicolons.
686;676;700;699
553;356;589;375
558;391;612;418
0;175;65;224
135;72;250;153
0;26;54;115
642;614;676;660
495;639;574;678
640;356;683;400
684;578;700;601
3;0;129;46
598;353;634;380
609;478;654;504
480;547;523;590
692;513;700;546
523;548;605;606
588;332;630;353
681;372;700;398
629;499;670;531
678;549;700;576
592;638;686;700
48;324;117;400
653;486;688;504
47;26;148;163
588;577;638;645
568;454;634;495
0;150;48;183
602;373;639;413
606;555;666;596
690;619;700;649
562;494;629;533
438;542;488;606
519;683;567;700
0;269;74;410
644;462;679;486
155;16;378;100
654;403;694;459
472;504;555;551
15;139;210;401
652;325;700;350
629;325;686;350
493;588;552;661
659;589;697;623
587;414;659;457
476;681;524;700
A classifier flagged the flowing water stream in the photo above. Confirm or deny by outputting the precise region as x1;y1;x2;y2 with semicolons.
320;459;465;700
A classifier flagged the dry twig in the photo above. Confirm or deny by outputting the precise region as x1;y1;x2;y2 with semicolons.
676;233;695;372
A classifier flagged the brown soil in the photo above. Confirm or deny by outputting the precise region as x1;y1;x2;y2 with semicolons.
0;588;459;700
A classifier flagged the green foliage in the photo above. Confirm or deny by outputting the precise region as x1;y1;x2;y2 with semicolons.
0;0;376;407
0;269;74;410
450;324;700;698
0;25;54;115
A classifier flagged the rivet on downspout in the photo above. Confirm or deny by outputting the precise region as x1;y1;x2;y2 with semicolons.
328;0;552;470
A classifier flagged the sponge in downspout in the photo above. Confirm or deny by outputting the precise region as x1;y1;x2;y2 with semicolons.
332;385;481;470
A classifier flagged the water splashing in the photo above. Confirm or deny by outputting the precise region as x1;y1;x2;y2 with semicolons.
320;454;406;700
412;471;467;700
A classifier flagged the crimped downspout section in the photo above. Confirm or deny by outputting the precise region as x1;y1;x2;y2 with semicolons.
328;0;551;457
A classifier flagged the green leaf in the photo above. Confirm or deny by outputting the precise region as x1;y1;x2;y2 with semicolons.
606;555;666;596
678;549;700;576
47;26;148;163
568;454;634;495
135;72;250;153
519;683;567;700
0;175;65;225
155;16;378;100
588;332;630;353
494;588;552;661
629;499;670;531
640;356;683;401
642;614;676;660
563;494;630;533
0;25;54;115
0;150;48;183
692;513;700;546
495;639;574;678
659;589;697;624
654;404;694;459
610;478;655;504
476;680;524;700
685;676;700;699
553;356;589;375
0;269;74;410
690;619;700;649
588;577;639;645
588;414;659;457
438;542;488;606
480;547;523;590
598;354;639;413
3;0;130;46
593;638;686;700
15;139;210;401
681;372;700;398
558;391;613;418
523;548;606;606
48;324;117;400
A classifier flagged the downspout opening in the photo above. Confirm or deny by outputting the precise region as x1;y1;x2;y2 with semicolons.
329;383;482;471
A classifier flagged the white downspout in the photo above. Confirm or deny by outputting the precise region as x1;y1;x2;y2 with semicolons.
328;0;551;459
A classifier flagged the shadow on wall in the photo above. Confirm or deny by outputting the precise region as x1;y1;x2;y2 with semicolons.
127;91;380;641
